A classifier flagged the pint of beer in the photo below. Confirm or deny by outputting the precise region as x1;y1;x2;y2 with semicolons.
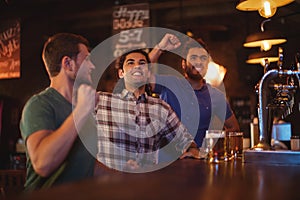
205;130;228;163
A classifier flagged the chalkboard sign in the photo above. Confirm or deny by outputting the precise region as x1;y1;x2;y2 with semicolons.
0;19;20;79
112;3;150;58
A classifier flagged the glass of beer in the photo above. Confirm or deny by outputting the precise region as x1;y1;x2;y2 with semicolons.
205;130;228;163
227;132;243;159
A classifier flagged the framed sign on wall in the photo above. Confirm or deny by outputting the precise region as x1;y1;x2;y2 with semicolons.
0;19;20;79
112;3;150;58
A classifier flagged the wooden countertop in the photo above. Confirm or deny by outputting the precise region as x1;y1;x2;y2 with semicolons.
12;158;300;200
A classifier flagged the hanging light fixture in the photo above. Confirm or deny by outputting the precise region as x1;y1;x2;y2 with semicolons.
246;47;279;66
236;0;294;18
243;19;287;51
244;30;286;51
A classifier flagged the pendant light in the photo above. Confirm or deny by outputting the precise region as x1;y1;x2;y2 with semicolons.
236;0;294;18
246;47;279;66
243;19;286;51
244;30;286;51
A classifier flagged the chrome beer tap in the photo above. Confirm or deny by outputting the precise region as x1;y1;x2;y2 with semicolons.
253;48;300;150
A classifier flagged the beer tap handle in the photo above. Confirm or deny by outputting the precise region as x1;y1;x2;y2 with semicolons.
295;52;300;71
277;47;284;71
264;58;270;73
293;52;300;88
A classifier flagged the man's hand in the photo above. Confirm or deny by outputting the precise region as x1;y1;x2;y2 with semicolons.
180;147;201;159
124;159;140;171
157;33;181;51
74;84;96;122
149;33;181;63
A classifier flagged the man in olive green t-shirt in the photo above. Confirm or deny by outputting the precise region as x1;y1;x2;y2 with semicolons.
20;33;97;191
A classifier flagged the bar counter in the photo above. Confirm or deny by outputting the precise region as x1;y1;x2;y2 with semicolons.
13;158;300;200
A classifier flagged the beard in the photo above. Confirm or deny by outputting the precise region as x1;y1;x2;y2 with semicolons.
73;63;93;88
73;75;92;92
185;66;203;81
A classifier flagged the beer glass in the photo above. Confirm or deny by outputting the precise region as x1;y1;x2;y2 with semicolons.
205;130;228;163
227;132;243;159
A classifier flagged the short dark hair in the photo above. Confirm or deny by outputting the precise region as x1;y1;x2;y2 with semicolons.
182;37;209;59
42;33;90;77
118;49;150;70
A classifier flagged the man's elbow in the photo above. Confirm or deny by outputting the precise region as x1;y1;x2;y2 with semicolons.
32;161;53;177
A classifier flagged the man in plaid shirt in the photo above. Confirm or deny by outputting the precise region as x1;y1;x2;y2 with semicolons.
95;49;199;173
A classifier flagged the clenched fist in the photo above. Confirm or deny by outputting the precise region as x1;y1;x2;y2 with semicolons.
76;84;96;116
157;33;181;51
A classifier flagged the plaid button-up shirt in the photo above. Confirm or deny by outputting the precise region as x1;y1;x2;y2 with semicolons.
95;89;194;172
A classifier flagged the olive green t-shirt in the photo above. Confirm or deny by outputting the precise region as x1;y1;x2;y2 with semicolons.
20;87;96;191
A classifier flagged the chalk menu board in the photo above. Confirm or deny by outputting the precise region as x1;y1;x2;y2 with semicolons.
112;3;150;58
0;19;20;79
